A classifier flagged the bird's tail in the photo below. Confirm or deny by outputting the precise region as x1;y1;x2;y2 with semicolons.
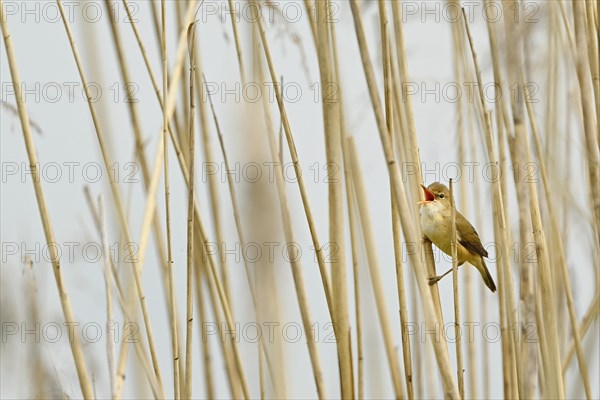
475;258;496;292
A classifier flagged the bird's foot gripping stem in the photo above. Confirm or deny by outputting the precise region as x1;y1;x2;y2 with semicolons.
428;275;442;286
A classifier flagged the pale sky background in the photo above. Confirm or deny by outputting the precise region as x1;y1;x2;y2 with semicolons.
1;1;599;399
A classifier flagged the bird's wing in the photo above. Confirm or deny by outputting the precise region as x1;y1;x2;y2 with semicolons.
456;211;489;258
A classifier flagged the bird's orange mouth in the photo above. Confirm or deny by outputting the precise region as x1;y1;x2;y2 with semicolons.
418;184;435;204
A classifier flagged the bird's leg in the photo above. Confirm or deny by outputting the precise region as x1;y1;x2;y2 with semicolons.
428;267;454;286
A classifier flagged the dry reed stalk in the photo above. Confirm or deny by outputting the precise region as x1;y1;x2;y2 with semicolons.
389;131;415;400
462;6;519;399
196;12;254;386
491;1;533;394
389;0;446;331
345;165;364;400
573;0;600;250
168;19;239;351
388;46;423;399
388;1;423;209
84;187;163;399
184;22;198;400
315;1;352;397
98;196;116;398
557;1;577;62
258;349;265;400
524;83;592;398
128;8;253;394
298;0;332;300
148;0;161;57
499;3;564;397
203;72;285;395
194;78;236;324
175;1;190;146
105;0;169;307
479;4;523;396
255;56;328;400
121;0;175;127
160;2;181;398
228;0;247;84
349;2;460;397
193;241;240;398
479;9;517;400
302;0;317;45
149;1;185;139
110;58;180;400
377;6;414;397
388;9;433;394
584;0;599;129
196;0;246;344
197;223;251;399
325;14;366;398
249;0;335;319
120;2;247;396
534;283;550;396
389;114;417;397
347;138;405;399
193;249;215;399
388;55;410;165
121;0;185;171
544;13;570;354
562;293;600;372
192;50;241;399
448;11;477;396
0;9;94;398
103;17;193;394
448;179;464;398
146;47;256;394
460;44;493;400
22;259;48;398
105;2;188;391
55;0;167;395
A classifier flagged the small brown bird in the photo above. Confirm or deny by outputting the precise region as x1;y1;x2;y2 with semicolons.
419;182;496;292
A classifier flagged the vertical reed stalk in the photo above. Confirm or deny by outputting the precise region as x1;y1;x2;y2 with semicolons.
256;58;328;400
324;12;367;398
462;7;518;399
193;252;215;399
85;187;163;399
161;1;180;398
137;15;255;396
183;22;198;400
228;0;247;84
56;1;166;395
315;1;352;397
389;0;446;330
250;0;335;319
98;196;116;398
481;3;522;396
449;10;477;396
500;3;563;398
349;1;459;396
448;179;464;398
345;166;364;400
348;138;405;399
204;73;286;396
573;0;600;249
524;83;592;398
0;7;94;398
378;5;414;396
105;1;187;389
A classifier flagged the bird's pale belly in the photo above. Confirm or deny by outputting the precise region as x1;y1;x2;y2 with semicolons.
420;203;472;264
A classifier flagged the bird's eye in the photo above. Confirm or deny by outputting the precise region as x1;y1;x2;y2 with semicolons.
439;194;445;198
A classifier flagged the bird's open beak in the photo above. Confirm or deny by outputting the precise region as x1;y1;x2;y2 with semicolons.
418;184;435;204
